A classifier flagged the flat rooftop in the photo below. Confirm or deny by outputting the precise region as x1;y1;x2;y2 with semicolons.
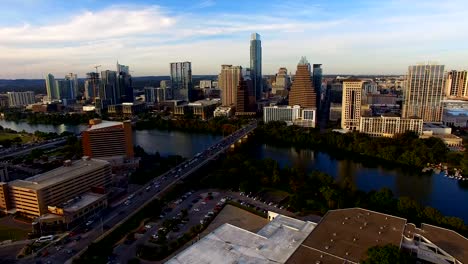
9;159;109;191
62;192;106;212
88;120;124;131
299;208;406;263
405;223;468;263
166;214;316;264
423;123;450;129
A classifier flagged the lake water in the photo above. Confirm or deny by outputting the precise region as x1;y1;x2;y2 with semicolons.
0;120;466;222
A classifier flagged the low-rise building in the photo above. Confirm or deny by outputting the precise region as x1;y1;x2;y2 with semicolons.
264;105;316;127
175;99;220;120
359;115;423;137
213;106;233;118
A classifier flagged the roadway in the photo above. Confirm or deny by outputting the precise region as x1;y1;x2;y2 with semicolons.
0;138;68;160
25;121;257;264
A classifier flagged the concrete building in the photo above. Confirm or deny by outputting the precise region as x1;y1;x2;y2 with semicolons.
82;119;134;159
293;109;317;128
0;158;111;217
167;212;316;264
144;87;165;105
7;91;35;107
250;33;262;100
363;81;379;94
289;57;317;109
271;67;289;94
329;103;342;122
264;105;301;124
199;80;212;89
421;123;463;148
402;64;445;122
213;106;234;118
175;99;220;120
341;80;363;130
312;64;323;109
45;73;59;101
107;102;145;116
359;115;423;137
170;62;192;101
365;94;398;105
218;65;242;106
445;70;468;98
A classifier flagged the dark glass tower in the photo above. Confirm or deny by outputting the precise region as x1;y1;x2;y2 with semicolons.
250;33;262;101
170;62;193;102
312;64;323;109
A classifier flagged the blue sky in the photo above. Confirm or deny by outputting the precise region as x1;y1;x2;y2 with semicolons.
0;0;467;78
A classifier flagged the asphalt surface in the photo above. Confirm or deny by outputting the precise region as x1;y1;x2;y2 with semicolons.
18;121;257;264
0;138;67;160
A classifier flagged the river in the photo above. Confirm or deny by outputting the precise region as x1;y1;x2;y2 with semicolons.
0;120;467;222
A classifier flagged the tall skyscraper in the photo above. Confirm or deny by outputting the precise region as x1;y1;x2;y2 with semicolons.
218;65;242;106
402;64;445;122
145;87;165;104
117;62;133;103
445;70;468;98
341;80;363;130
65;73;79;99
236;76;255;113
272;67;290;94
289;57;316;109
7;91;35;107
100;70;119;105
312;64;323;108
250;33;262;100
45;73;58;101
170;62;192;101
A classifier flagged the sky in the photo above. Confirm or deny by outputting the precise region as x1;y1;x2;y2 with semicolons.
0;0;467;79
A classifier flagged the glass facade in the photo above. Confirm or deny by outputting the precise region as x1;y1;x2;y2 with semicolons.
170;62;193;102
250;33;262;101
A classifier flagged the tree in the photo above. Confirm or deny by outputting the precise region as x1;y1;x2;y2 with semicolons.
362;244;414;264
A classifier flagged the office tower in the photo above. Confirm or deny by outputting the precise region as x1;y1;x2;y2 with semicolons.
117;62;133;103
402;64;445;122
82;119;134;159
45;73;58;101
289;57;317;109
145;87;165;104
85;72;100;100
65;73;79;99
218;65;242;106
272;67;290;94
160;80;170;89
1;158;111;217
312;64;323;108
341;80;363;130
236;76;255;113
445;70;468;98
100;70;119;105
250;33;262;100
170;62;192;101
7;91;35;107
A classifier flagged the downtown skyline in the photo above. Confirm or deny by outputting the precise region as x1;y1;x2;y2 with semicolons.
0;0;467;79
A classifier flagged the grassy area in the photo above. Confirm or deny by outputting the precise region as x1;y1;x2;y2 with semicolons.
0;132;33;143
0;224;29;241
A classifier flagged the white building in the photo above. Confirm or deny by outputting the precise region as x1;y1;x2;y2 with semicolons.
213;106;233;118
167;213;316;264
199;80;212;89
363;81;379;94
359;116;423;137
7;91;35;107
264;105;316;128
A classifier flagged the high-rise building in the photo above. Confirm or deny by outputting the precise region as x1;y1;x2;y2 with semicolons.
82;119;134;159
341;80;363;130
236;76;255;113
312;64;323;108
84;72;100;100
250;33;262;100
445;70;468;98
170;62;192;101
289;57;317;109
402;64;445;122
100;70;119;105
65;73;79;99
218;65;242;106
272;67;290;94
199;80;212;89
117;62;133;103
145;87;165;104
7;91;35;107
45;73;59;101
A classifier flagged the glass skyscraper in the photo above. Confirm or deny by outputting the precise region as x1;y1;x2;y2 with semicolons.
312;64;323;109
170;62;192;102
250;33;262;101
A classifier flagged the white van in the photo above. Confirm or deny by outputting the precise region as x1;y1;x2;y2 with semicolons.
36;235;54;243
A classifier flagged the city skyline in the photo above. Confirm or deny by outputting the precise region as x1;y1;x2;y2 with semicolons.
0;0;467;79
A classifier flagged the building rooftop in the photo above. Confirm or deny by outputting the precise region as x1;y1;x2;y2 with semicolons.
299;208;407;263
62;192;106;212
286;246;346;264
88;120;124;131
166;214;316;264
188;99;220;107
423;123;450;129
404;223;468;263
9;159;109;191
